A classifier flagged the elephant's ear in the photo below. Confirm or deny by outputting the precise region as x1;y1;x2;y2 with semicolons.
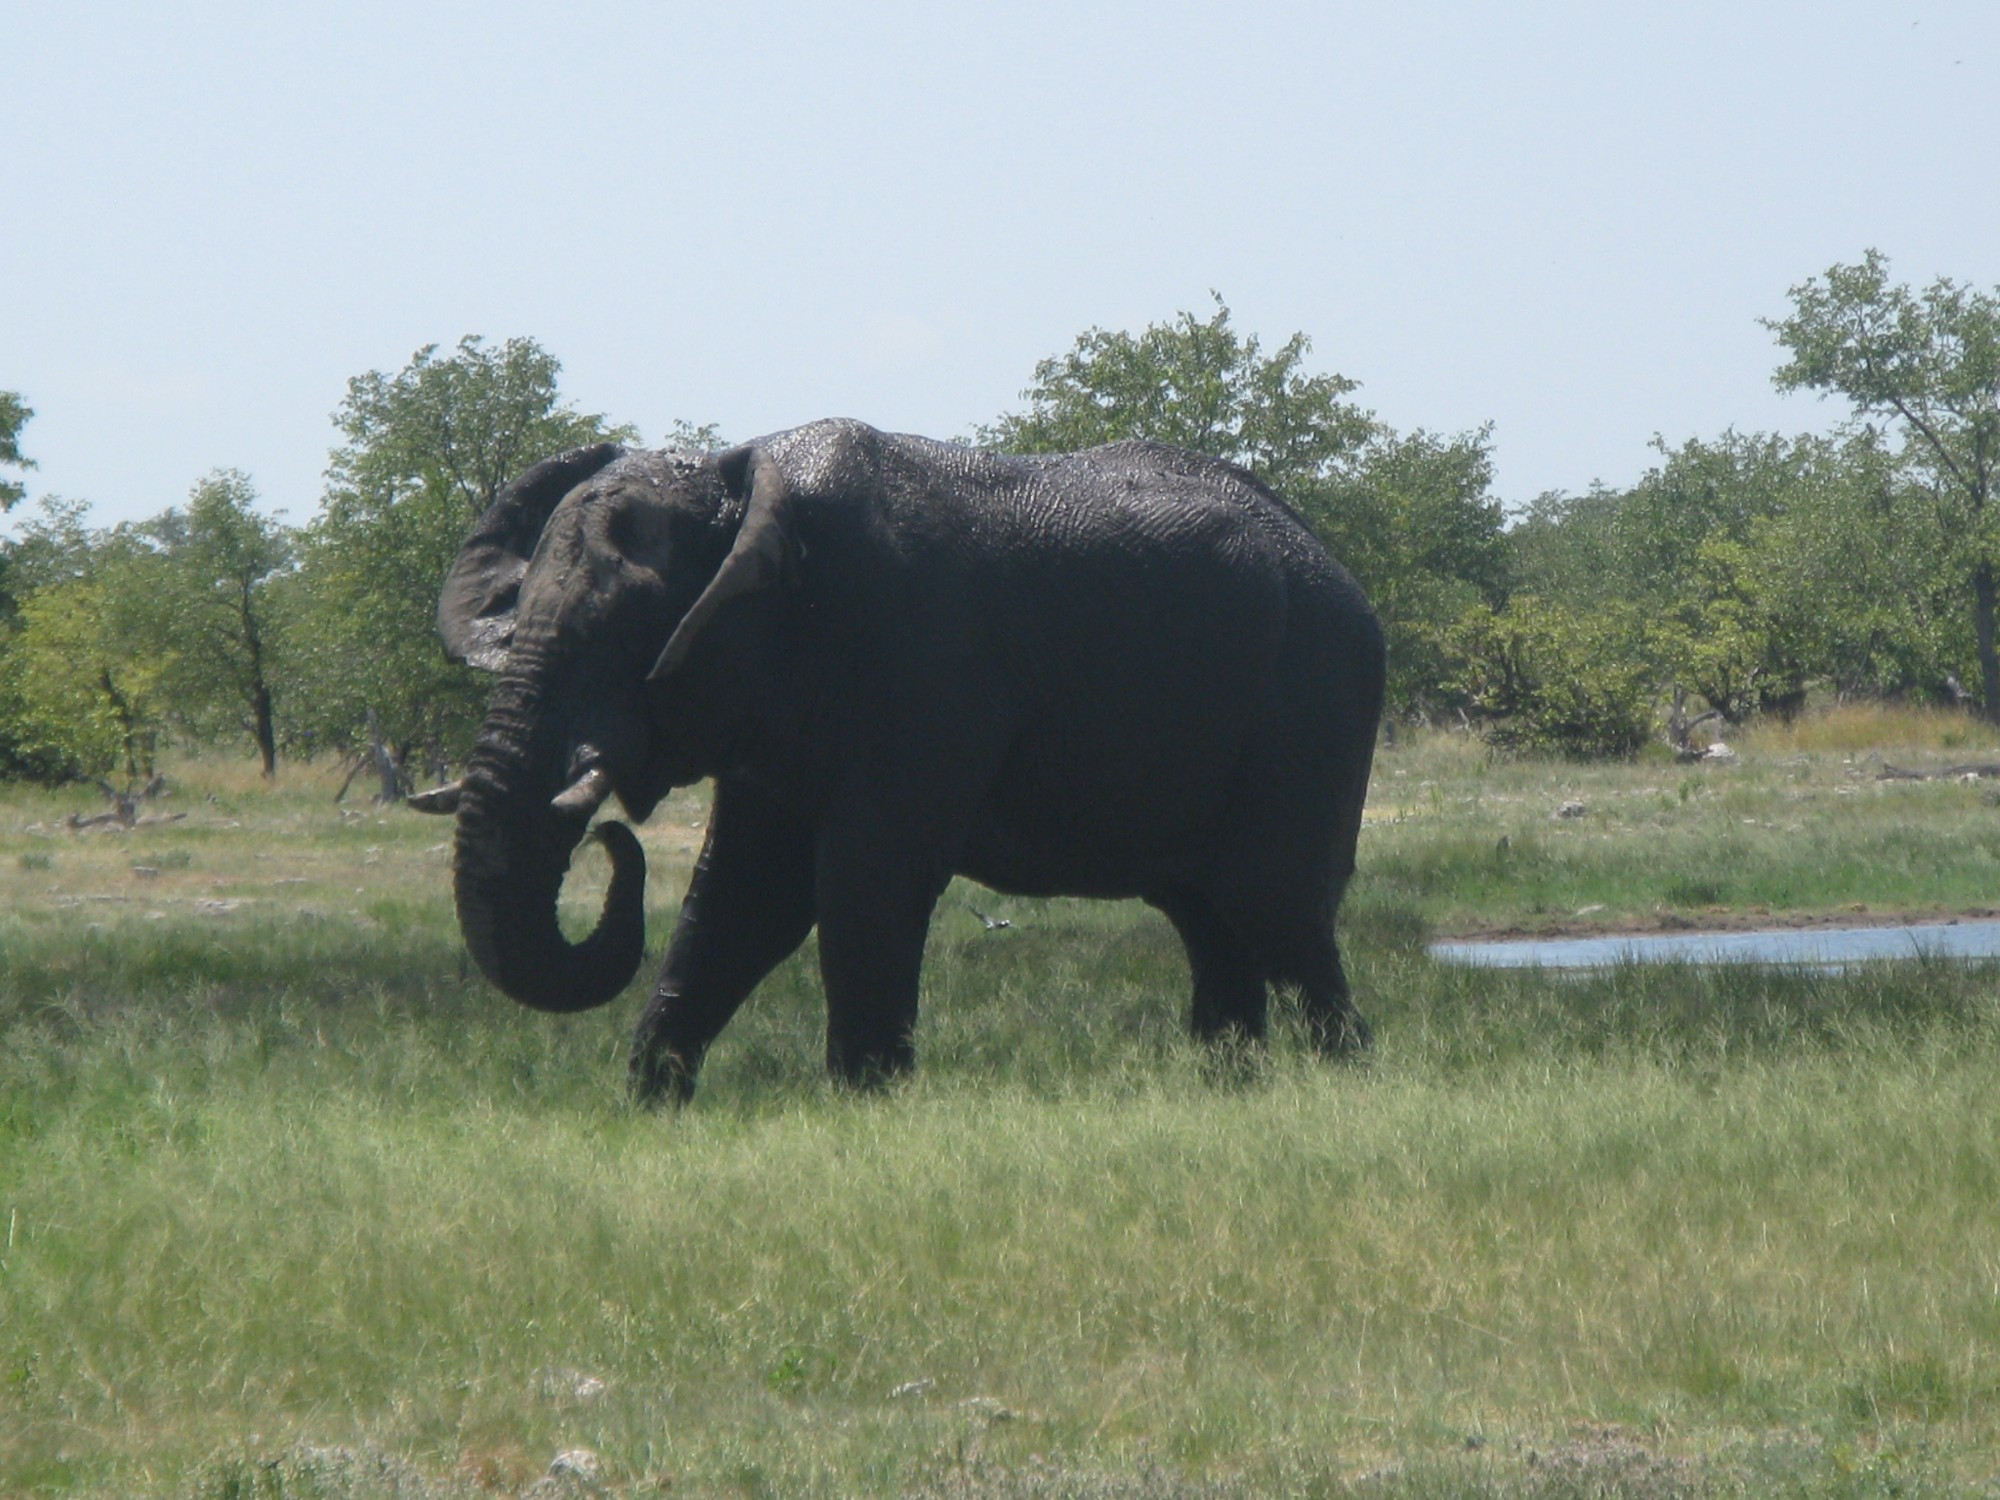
647;446;795;683
438;443;626;670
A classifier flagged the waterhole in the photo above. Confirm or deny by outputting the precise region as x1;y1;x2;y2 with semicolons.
1431;920;2000;971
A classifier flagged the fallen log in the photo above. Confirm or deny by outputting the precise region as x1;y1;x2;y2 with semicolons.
1878;762;2000;781
63;811;126;831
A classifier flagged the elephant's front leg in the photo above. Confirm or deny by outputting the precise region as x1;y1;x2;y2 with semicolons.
629;785;816;1105
813;822;944;1088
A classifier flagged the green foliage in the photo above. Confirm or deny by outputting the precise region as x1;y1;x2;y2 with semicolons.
0;479;296;783
290;336;637;772
1442;595;1657;757
1298;425;1508;709
0;348;691;786
1506;425;1975;729
131;470;293;773
1712;431;1970;703
1649;536;1784;723
9;263;1999;776
1768;249;2000;717
0;572;162;783
0;389;33;512
0;501;172;782
1768;249;2000;461
663;417;726;452
0;492;97;599
982;294;1374;488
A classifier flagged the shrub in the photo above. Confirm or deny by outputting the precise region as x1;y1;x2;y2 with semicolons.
1443;596;1657;757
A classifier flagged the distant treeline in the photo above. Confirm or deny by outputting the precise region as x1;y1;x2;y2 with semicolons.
2;251;1993;781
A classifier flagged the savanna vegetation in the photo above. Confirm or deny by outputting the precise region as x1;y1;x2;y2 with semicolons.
4;252;1998;787
4;712;1999;1497
4;255;2000;1496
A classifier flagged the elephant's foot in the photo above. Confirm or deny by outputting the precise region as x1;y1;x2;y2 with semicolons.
826;1035;916;1092
1197;1032;1268;1090
1305;1007;1373;1062
628;1044;700;1108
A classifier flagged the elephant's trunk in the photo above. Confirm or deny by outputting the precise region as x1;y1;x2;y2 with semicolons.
452;668;647;1013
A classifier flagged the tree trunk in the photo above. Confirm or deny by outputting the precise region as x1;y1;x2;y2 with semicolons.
241;594;278;778
366;709;403;803
1976;560;2000;727
252;682;277;779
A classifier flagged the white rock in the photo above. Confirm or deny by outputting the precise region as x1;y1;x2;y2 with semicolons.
549;1448;602;1480
533;1366;609;1402
956;1395;1016;1422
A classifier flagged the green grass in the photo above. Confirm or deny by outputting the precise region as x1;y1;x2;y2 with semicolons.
1363;715;2000;935
4;723;2000;1496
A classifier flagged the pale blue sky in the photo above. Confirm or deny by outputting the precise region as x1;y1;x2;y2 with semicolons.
5;1;1997;529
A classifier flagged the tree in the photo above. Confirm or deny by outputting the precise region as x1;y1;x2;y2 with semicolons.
987;298;1504;713
1505;484;1629;614
136;471;294;775
0;391;33;511
984;294;1374;490
1767;250;2000;719
1296;425;1507;711
0;393;39;635
0;505;165;783
0;495;102;777
1442;595;1656;758
293;337;637;786
1502;427;1965;723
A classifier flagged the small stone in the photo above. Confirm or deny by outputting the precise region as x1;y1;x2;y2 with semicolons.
131;866;161;878
534;1365;609;1402
956;1395;1015;1422
890;1378;934;1399
549;1448;602;1480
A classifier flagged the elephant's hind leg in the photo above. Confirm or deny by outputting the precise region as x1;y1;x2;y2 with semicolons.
1200;872;1370;1059
1279;928;1372;1059
1149;887;1269;1046
1203;771;1371;1059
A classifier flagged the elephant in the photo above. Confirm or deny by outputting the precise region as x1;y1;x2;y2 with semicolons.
416;419;1385;1103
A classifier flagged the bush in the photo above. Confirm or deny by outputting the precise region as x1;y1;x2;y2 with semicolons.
1443;596;1657;757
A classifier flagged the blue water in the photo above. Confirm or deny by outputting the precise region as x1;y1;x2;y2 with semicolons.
1431;920;2000;971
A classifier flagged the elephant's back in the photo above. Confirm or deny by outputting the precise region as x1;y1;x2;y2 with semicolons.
933;444;1376;895
756;422;1381;894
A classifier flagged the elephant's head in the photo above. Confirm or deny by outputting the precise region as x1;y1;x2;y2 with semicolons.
429;441;799;1014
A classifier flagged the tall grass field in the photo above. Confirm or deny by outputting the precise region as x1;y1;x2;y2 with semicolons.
3;706;1999;1497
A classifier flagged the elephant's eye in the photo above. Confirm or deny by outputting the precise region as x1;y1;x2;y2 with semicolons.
608;503;675;565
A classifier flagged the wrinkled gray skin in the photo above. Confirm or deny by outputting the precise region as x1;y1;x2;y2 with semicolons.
426;419;1385;1103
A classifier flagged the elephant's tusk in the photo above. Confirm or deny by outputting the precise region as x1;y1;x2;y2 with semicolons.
551;765;613;817
407;780;464;814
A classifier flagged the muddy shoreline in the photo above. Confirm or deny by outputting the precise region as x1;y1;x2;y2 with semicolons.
1442;905;2000;943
